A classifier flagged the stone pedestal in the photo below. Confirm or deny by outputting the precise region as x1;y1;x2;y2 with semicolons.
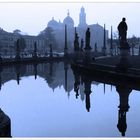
116;42;131;72
83;48;93;64
73;51;79;62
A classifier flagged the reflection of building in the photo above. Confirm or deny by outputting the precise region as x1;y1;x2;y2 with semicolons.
47;11;75;51
45;7;108;51
0;62;74;96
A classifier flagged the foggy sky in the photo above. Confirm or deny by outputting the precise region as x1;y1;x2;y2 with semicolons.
0;2;140;37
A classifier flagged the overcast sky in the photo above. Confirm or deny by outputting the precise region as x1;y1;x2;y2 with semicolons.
0;2;140;37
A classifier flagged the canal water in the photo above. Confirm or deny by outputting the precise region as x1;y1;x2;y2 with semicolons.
0;62;140;137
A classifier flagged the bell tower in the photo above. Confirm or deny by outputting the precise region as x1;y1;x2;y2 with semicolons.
78;6;87;28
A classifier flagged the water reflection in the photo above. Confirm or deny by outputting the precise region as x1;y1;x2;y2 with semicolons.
72;64;140;137
0;61;139;137
116;85;132;136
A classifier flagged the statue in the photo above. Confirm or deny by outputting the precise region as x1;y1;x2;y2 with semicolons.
118;18;128;43
85;28;91;50
74;33;79;51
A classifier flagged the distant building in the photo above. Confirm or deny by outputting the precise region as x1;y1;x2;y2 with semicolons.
78;6;87;28
0;7;109;54
44;7;108;52
0;28;46;55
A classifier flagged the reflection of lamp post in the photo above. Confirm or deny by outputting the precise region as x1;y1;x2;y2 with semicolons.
33;63;37;80
116;85;132;137
15;64;20;85
64;61;68;93
74;72;80;99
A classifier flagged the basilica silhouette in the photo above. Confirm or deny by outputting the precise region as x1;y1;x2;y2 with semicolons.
42;7;108;52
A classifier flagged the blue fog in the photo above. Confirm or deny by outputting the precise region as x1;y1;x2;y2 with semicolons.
0;3;140;37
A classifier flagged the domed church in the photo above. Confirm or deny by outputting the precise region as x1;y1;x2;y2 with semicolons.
47;10;74;30
63;10;74;28
46;7;108;52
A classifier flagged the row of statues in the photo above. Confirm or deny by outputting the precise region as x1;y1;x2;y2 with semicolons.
74;17;128;52
74;27;91;52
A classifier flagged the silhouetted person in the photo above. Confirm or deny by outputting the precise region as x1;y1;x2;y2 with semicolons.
85;28;91;49
118;18;128;42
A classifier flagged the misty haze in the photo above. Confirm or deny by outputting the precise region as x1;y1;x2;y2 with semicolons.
0;2;140;138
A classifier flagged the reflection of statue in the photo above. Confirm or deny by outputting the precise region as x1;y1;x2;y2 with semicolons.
73;72;80;99
116;85;132;137
74;82;79;99
117;110;127;137
84;80;91;112
118;18;127;42
0;108;11;137
15;64;21;85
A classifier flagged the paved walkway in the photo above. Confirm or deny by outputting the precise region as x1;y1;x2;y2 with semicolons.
94;55;140;69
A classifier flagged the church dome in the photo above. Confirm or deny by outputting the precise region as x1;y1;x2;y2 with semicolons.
63;11;74;28
47;17;59;29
